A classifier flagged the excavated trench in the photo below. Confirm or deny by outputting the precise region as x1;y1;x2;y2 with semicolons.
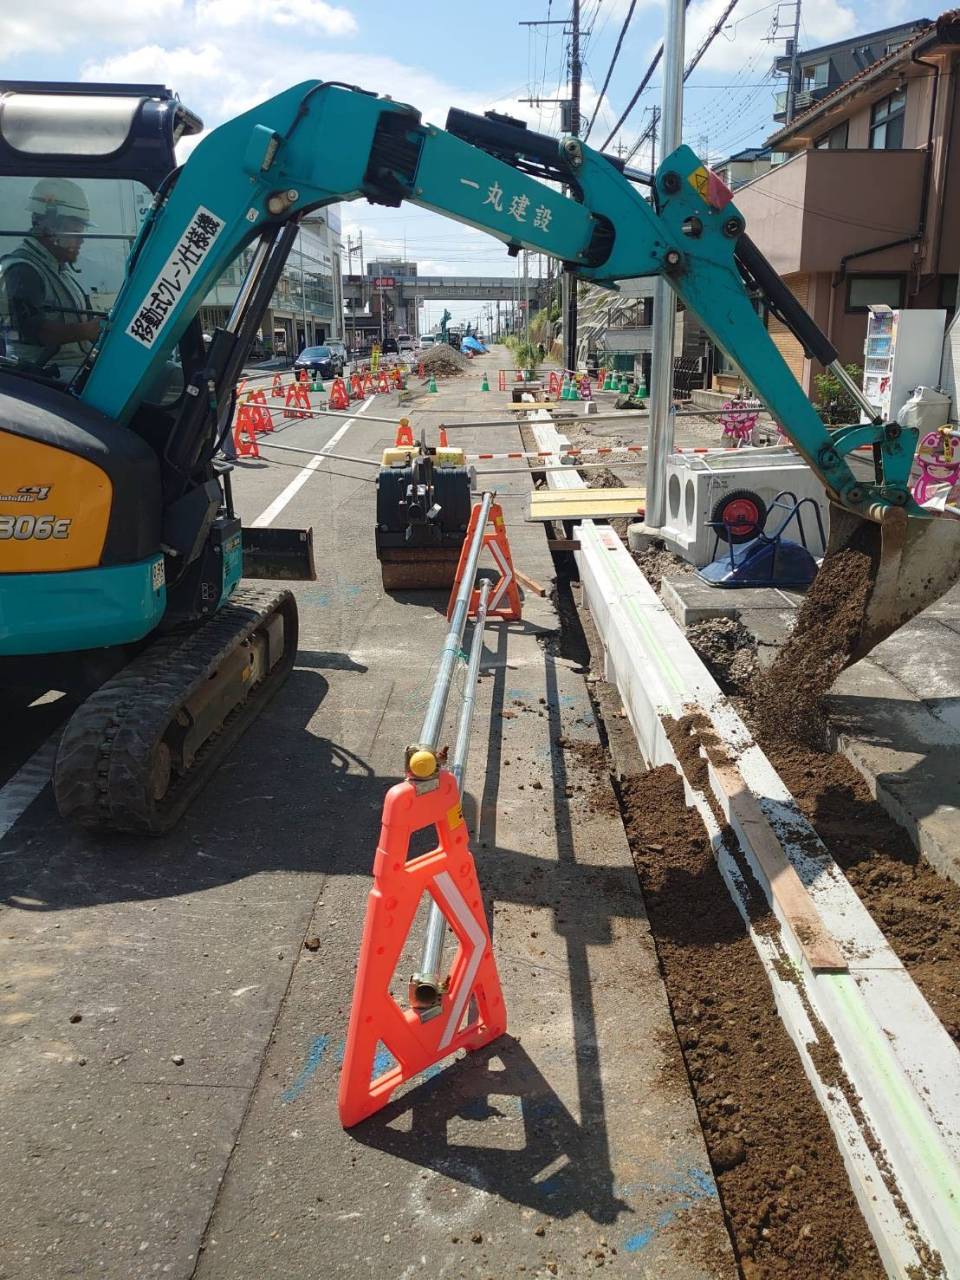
550;574;887;1279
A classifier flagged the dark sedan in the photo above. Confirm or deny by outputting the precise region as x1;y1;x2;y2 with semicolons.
293;345;345;379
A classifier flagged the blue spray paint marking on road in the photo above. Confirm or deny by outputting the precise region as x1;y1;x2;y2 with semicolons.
282;1034;331;1102
624;1227;655;1253
619;1166;718;1255
373;1044;398;1078
298;582;362;609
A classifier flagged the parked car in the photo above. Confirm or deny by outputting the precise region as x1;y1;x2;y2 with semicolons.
418;335;436;352
328;340;348;370
293;344;345;378
382;337;398;355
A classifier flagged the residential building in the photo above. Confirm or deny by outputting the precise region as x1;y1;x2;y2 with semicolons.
714;146;773;191
772;19;931;125
198;207;344;357
732;10;960;395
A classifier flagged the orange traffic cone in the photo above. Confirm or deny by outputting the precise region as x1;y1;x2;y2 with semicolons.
438;425;449;447
283;381;311;419
447;501;522;623
394;418;414;447
233;403;260;457
328;376;350;411
250;389;273;433
338;770;506;1128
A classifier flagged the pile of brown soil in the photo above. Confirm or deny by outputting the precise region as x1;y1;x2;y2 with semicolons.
618;764;884;1279
687;618;759;694
749;536;876;746
631;539;693;592
583;466;624;489
418;342;469;375
757;737;960;1044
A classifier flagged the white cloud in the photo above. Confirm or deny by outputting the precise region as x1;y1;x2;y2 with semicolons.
684;0;857;75
195;0;357;34
1;0;188;56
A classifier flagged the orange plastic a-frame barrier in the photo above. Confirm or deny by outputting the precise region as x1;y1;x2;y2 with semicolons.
446;501;522;623
338;771;506;1128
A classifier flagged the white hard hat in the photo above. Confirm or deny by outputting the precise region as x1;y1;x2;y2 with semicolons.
28;178;94;228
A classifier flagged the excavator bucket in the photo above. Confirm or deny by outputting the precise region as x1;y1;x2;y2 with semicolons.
825;501;960;666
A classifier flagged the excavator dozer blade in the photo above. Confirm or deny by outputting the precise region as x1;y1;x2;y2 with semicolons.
826;500;960;666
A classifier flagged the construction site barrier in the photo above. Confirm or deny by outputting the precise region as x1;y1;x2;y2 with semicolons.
338;496;506;1127
447;500;521;624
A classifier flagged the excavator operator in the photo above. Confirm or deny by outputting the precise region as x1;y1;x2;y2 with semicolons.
0;177;101;380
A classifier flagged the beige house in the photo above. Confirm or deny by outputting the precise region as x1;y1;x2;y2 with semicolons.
732;10;960;395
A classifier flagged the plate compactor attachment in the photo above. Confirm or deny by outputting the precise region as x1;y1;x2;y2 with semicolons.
375;437;472;590
818;501;960;668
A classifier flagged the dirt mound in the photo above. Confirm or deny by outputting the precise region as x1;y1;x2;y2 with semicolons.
688;617;759;694
618;763;884;1278
418;342;469;375
749;533;876;745
585;466;624;489
631;538;693;592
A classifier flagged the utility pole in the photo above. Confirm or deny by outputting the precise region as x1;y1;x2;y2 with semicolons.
769;1;802;125
786;0;801;124
649;106;659;175
646;0;686;531
564;0;581;373
519;4;580;369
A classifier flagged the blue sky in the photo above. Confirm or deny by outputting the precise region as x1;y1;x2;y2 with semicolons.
2;0;931;324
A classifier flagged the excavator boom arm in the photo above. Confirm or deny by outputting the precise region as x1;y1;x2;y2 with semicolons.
79;82;917;520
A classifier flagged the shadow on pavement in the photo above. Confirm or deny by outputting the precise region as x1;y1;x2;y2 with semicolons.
351;1035;631;1226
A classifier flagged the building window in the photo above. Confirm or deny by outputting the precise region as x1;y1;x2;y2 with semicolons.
846;275;905;313
869;89;906;149
938;274;958;311
802;62;830;90
814;122;849;150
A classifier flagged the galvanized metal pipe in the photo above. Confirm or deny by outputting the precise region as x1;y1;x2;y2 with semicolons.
645;0;687;529
411;578;492;1010
416;490;494;758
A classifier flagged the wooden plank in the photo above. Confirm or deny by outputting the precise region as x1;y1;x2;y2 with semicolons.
529;488;646;522
706;757;849;973
516;568;547;597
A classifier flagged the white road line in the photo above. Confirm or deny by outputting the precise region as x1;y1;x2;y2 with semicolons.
250;396;375;529
0;738;60;843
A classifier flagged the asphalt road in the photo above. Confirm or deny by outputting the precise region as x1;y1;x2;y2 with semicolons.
0;355;733;1279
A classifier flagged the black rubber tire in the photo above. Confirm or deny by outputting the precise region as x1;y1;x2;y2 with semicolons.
710;488;767;545
53;587;298;835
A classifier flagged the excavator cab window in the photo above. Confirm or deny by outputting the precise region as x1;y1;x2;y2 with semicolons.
0;174;148;382
0;172;197;411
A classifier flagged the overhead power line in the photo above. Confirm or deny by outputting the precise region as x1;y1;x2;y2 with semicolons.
583;0;638;141
623;0;742;162
600;0;696;150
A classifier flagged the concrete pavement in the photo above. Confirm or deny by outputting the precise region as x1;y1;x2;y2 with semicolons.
0;351;734;1278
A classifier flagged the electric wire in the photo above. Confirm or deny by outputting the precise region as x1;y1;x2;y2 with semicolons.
583;0;638;141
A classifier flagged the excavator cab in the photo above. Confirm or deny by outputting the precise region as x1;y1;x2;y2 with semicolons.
0;82;311;833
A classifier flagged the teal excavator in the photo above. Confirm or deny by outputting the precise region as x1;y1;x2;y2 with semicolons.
1;80;956;833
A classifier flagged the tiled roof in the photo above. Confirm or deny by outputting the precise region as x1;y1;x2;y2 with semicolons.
766;9;960;146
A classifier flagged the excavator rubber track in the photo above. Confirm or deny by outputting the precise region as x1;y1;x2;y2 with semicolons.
53;586;298;835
